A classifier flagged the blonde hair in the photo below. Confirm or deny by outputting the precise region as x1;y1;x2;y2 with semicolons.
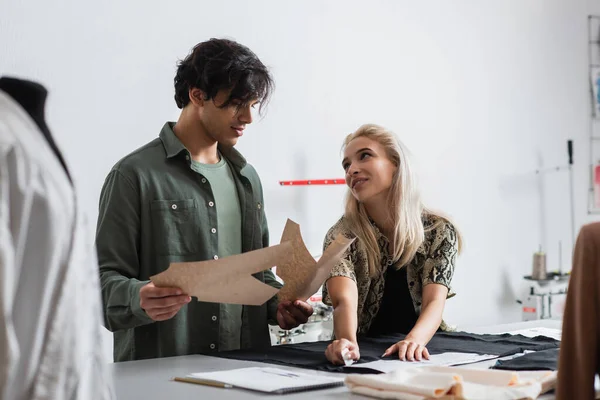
342;124;463;277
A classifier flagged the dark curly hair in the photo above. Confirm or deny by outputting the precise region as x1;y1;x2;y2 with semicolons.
174;38;273;114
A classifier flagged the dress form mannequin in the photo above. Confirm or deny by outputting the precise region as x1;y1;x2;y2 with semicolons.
0;75;113;399
0;76;71;181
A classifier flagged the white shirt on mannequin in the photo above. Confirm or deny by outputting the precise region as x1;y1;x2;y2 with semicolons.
0;90;113;399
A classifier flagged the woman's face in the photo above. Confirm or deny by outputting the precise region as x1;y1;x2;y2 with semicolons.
342;136;397;205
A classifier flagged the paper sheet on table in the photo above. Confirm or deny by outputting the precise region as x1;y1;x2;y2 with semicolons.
502;327;561;341
275;219;354;302
150;242;292;305
347;353;500;373
181;367;344;394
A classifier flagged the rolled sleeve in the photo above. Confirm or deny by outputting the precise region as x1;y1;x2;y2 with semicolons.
422;221;459;298
97;169;154;331
321;229;357;306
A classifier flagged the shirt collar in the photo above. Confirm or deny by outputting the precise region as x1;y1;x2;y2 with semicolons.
159;122;187;159
159;121;248;170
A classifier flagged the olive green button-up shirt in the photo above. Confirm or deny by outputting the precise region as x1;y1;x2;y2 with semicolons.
96;122;281;362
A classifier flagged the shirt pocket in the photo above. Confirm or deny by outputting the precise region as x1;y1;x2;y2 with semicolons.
150;199;198;256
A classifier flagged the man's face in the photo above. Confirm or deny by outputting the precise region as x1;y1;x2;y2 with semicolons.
199;89;257;147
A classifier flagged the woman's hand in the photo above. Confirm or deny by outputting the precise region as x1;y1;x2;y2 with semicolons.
381;284;448;361
382;338;430;361
325;338;360;365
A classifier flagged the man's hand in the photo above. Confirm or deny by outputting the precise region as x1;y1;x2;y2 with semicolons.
140;282;191;321
276;300;313;330
325;338;360;365
382;338;430;361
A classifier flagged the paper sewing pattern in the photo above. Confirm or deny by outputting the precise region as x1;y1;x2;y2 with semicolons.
150;219;353;306
276;219;355;302
345;366;556;400
150;242;293;305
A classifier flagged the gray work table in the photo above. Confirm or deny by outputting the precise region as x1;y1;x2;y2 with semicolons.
111;319;561;399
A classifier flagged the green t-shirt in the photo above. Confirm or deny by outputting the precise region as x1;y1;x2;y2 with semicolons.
191;156;243;351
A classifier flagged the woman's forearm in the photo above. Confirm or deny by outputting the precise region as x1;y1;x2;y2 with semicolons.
406;299;445;344
333;303;358;343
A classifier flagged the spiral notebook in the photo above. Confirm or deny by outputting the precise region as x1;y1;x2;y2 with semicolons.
175;366;345;394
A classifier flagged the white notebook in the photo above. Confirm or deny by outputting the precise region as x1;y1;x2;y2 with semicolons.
177;367;345;394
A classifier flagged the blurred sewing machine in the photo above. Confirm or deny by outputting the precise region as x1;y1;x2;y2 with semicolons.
518;248;569;321
518;274;569;321
517;141;574;321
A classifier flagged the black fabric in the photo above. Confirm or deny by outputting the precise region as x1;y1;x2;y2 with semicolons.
0;76;71;182
369;265;418;336
216;331;560;374
492;348;559;371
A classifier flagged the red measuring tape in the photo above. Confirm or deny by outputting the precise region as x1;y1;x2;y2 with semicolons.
279;179;346;186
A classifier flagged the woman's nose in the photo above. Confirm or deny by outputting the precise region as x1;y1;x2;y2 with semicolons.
347;164;359;175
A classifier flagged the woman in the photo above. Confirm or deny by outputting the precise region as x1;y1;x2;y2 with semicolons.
323;123;462;365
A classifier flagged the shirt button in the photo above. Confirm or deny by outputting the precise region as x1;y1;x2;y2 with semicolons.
213;255;219;260
257;203;262;210
209;201;214;207
201;178;207;183
211;228;216;233
210;343;216;350
185;155;190;161
212;315;217;321
171;204;177;210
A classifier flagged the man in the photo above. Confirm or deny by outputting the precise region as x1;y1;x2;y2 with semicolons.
97;38;313;362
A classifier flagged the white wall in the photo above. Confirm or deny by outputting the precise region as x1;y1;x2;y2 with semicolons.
2;0;599;354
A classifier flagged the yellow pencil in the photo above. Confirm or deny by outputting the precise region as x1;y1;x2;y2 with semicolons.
173;376;233;389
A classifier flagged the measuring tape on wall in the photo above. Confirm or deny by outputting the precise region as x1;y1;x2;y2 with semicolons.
279;179;345;186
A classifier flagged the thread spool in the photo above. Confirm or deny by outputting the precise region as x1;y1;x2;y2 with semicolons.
532;248;547;280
